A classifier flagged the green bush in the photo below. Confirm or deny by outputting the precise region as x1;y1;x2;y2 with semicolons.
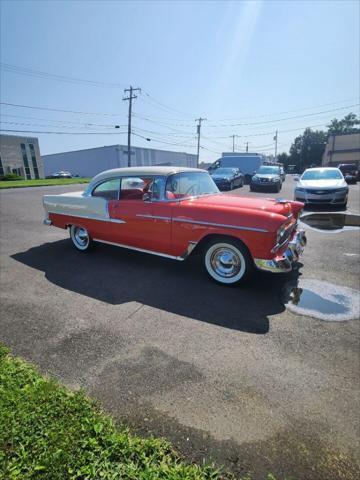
0;173;25;181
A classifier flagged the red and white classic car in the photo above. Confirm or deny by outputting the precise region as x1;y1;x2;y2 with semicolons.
43;167;306;285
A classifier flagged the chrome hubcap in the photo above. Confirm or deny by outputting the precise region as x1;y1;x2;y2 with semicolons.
74;227;88;247
210;247;241;278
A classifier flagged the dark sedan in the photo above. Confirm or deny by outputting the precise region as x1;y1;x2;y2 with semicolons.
250;165;282;193
338;164;358;184
210;168;244;190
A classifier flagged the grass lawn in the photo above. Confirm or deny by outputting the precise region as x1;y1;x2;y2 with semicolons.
0;178;90;189
0;344;236;480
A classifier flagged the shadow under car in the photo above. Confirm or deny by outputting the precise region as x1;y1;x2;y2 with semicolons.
11;239;302;334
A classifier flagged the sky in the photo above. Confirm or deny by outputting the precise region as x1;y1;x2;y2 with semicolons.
0;0;359;164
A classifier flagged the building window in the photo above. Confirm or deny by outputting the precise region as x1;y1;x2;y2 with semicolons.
28;143;39;179
20;143;32;179
0;155;4;176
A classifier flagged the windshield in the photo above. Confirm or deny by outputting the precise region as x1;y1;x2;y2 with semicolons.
257;166;280;174
301;169;343;180
165;172;219;199
213;168;236;175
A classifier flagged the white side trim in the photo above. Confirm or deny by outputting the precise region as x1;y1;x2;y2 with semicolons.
48;212;126;224
173;217;268;233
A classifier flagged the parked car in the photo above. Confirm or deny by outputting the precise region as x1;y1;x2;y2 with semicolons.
337;164;358;184
46;171;72;179
208;154;265;184
250;165;282;192
294;167;348;208
210;167;244;190
279;166;286;182
43;166;306;285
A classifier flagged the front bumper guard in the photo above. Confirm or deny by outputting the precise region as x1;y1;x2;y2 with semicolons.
254;230;307;273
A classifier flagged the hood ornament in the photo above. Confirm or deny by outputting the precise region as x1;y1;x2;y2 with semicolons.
275;198;289;204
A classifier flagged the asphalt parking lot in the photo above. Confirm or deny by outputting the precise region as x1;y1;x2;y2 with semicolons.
0;176;359;479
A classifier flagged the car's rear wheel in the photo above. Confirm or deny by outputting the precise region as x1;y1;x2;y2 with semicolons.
70;225;93;252
203;238;253;285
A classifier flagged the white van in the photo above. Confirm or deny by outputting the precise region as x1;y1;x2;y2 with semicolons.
208;154;265;184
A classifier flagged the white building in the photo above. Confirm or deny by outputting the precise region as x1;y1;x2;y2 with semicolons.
42;144;197;178
0;134;44;179
322;132;360;167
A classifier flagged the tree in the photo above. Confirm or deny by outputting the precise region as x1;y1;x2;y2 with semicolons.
277;152;290;168
288;128;327;173
327;112;360;135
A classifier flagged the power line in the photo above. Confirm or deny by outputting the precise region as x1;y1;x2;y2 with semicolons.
206;97;360;122
135;98;359;124
0;113;127;128
0;120;124;130
132;131;196;149
0;63;127;88
140;90;197;118
0;102;122;117
0;129;127;135
205;104;360;128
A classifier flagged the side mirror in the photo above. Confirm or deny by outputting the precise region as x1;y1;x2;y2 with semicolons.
143;192;152;202
253;171;257;175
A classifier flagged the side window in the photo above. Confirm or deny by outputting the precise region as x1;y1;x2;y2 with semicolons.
92;179;120;200
120;176;149;200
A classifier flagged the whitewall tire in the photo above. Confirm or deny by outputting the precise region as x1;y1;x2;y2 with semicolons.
203;239;253;285
70;225;92;252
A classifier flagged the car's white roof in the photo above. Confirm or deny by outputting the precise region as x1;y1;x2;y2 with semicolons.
91;166;205;183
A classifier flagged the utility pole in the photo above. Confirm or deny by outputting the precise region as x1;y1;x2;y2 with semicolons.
230;134;240;152
195;117;206;167
274;130;278;161
123;86;141;167
245;141;250;152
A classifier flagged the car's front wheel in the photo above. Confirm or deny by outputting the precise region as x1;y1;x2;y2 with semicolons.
203;238;253;285
70;225;93;252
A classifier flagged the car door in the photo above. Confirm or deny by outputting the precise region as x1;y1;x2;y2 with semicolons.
108;176;172;254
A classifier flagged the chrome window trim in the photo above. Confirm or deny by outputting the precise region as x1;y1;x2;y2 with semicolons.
164;172;219;202
86;172;220;204
90;177;122;201
172;217;268;233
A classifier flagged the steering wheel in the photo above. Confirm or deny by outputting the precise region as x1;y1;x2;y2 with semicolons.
184;184;198;197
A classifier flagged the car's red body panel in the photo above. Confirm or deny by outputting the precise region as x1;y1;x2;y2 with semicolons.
49;193;303;260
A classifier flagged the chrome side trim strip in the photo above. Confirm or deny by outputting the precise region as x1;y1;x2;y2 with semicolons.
92;238;197;261
136;214;171;221
173;217;268;233
48;211;126;224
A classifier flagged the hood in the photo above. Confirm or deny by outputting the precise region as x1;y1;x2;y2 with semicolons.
188;193;300;217
254;174;280;179
212;174;232;180
299;179;347;189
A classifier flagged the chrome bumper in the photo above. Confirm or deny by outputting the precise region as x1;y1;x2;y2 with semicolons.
43;219;52;226
254;230;307;273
